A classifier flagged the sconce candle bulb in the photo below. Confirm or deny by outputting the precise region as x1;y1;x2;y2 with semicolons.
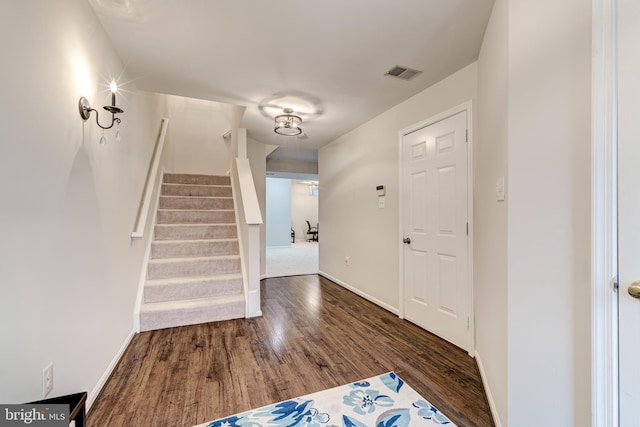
109;80;118;107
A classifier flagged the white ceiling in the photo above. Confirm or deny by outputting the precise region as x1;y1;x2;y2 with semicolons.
89;0;494;151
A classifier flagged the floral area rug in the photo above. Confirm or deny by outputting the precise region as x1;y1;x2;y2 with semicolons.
195;372;455;426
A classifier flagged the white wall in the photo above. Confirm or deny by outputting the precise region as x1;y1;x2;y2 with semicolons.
291;181;319;242
247;137;267;277
267;158;318;175
506;0;591;425
475;0;509;423
0;0;162;404
319;63;478;309
265;178;292;247
162;94;233;175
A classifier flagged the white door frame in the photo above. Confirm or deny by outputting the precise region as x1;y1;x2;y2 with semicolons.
591;0;618;426
398;101;474;356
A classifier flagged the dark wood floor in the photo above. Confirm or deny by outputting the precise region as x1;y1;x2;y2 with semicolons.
89;275;493;426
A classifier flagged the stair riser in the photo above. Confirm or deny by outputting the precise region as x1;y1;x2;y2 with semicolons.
144;278;243;303
147;258;241;280
161;184;232;197
157;210;235;224
159;197;234;210
151;241;239;259
139;300;245;332
154;225;237;240
163;174;231;186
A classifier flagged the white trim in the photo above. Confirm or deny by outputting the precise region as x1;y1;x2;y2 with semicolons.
131;118;169;239
86;329;135;411
397;122;405;320
397;101;475;356
231;166;263;319
475;351;503;427
591;0;618;425
133;169;164;332
230;169;249;316
246;223;263;318
466;104;475;358
318;271;400;316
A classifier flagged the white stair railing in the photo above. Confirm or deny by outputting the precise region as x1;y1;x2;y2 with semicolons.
131;118;169;239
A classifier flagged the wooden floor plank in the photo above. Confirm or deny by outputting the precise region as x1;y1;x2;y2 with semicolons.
88;275;493;426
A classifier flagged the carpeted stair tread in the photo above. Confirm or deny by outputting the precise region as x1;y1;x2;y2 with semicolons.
141;294;245;313
157;208;235;213
152;237;238;242
162;182;230;188
153;224;237;240
148;254;240;264
139;294;245;331
161;183;232;197
144;274;243;303
146;255;241;280
159;195;234;210
163;173;231;186
156;209;235;224
151;238;239;245
145;273;242;287
151;238;239;259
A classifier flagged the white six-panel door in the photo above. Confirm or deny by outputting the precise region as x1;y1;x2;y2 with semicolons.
401;110;470;352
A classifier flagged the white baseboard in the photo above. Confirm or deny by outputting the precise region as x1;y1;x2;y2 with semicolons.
318;271;399;316
87;329;135;411
475;350;502;427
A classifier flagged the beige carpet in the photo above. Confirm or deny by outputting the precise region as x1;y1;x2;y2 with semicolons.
140;173;244;331
266;242;319;278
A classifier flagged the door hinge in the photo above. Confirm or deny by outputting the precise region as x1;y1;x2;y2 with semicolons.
612;275;619;291
467;316;470;330
465;129;468;142
466;222;469;236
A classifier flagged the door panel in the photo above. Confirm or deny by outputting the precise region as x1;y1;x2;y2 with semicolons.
437;254;458;315
402;110;469;351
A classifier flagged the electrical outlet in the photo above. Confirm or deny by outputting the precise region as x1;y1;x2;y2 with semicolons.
344;256;350;266
43;362;53;398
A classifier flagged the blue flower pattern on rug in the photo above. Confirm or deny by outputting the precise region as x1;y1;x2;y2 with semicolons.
343;388;394;415
197;373;455;427
412;400;452;425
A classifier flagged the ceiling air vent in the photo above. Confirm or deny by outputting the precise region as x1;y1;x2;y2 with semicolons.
384;65;422;80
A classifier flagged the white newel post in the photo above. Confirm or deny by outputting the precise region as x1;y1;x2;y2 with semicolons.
235;128;263;318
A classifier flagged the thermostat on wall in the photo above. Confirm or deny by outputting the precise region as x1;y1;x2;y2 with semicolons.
376;185;385;196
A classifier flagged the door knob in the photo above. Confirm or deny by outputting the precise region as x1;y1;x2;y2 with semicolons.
403;237;411;244
629;281;640;299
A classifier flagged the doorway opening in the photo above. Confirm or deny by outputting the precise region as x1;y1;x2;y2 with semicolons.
265;176;319;277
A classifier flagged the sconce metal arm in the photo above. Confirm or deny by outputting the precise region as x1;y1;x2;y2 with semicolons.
78;97;123;130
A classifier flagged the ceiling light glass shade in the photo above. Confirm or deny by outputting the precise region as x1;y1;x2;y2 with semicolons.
274;113;302;136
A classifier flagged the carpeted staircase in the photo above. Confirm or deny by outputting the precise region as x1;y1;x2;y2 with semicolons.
139;173;245;331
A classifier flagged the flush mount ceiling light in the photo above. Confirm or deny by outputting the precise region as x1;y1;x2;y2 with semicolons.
274;108;302;136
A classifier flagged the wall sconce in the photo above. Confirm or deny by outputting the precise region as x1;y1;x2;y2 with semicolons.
78;80;124;144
